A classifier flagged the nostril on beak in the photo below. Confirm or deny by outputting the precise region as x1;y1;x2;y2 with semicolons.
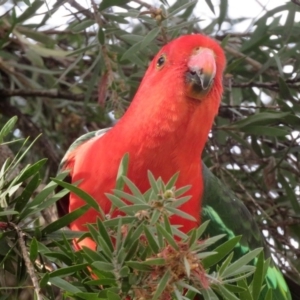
188;68;204;77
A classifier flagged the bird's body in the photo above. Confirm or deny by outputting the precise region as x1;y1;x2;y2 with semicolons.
61;34;225;249
58;34;294;299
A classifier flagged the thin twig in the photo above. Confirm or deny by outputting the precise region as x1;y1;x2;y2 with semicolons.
9;222;42;300
67;0;94;19
0;88;97;101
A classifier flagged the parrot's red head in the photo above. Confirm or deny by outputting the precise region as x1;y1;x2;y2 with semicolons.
132;34;226;117
151;34;225;101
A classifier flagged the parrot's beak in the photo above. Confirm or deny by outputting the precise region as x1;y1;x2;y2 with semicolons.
185;48;216;99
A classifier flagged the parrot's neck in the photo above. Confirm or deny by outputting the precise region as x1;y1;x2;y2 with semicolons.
107;92;219;232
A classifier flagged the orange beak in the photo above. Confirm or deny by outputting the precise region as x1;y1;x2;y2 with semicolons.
186;48;216;98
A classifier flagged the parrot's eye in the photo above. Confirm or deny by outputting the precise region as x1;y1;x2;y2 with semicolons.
156;54;166;69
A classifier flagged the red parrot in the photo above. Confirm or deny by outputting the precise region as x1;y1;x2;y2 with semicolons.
59;34;225;250
58;34;295;299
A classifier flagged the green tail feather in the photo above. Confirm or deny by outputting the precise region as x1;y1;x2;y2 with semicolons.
201;164;291;300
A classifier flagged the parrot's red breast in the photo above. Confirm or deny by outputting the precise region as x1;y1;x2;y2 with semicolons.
64;34;226;250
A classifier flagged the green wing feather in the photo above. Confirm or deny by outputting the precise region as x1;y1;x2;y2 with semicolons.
201;163;292;300
57;129;109;217
58;128;110;172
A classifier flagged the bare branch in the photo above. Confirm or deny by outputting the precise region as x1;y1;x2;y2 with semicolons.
224;45;269;74
291;0;300;6
9;222;43;300
67;0;94;19
225;78;300;91
0;89;97;101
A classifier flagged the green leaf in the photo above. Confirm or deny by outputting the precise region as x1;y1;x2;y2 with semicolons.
0;210;19;216
202;236;241;268
218;0;228;29
166;206;196;221
126;261;152;271
156;224;178;250
278;173;300;214
86;223;113;260
226;57;247;73
204;0;215;14
99;0;129;11
278;77;293;100
0;117;17;143
265;289;273;300
147;171;160;195
251;251;265;300
40;272;50;288
222;248;262;278
143;258;165;265
49;263;89;277
41;205;89;235
29;237;38;262
82;246;108;263
107;291;121;300
152;270;170;300
21;171;68;215
167;0;198;18
96;218;114;252
174;185;191;197
165;172;179;190
70;20;95;32
115;153;129;191
140;27;161;50
15;159;47;184
92;261;114;271
216;283;240;300
193;220;210;242
122;176;145;200
14;173;41;213
52;178;104;217
201;287;219;300
232;112;290;128
16;0;44;24
105;193;127;208
113;190;146;205
49;277;82;293
119;266;130;277
124;238;139;261
121;41;142;61
143;225;160;253
241;126;289;137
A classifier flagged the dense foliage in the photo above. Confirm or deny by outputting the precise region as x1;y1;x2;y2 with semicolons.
0;0;299;299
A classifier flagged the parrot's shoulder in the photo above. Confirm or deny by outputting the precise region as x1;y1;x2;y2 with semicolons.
58;128;111;173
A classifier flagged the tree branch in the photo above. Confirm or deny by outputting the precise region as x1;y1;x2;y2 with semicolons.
0;89;97;101
291;0;300;6
67;0;94;19
9;222;43;300
225;77;300;91
1;75;299;103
